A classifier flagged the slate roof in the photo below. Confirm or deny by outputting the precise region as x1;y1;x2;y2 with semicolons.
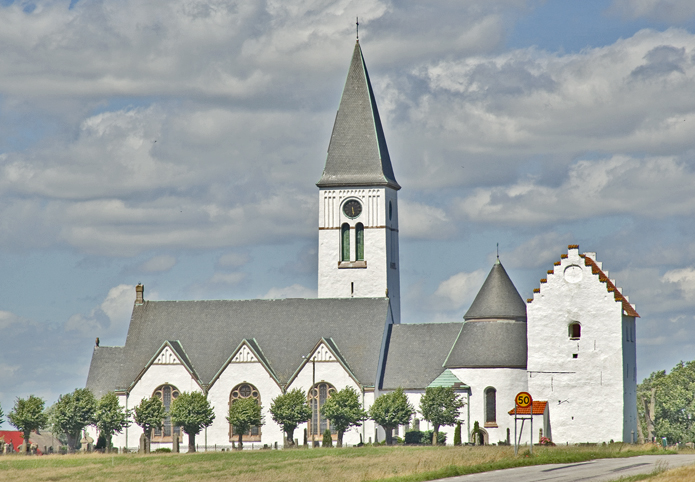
86;298;391;395
443;321;527;369
85;346;126;398
317;41;400;190
464;260;527;321
380;322;463;390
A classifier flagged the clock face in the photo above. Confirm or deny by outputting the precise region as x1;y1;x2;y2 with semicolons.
343;199;362;219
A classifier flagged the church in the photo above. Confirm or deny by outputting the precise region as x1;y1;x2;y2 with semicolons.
86;40;639;450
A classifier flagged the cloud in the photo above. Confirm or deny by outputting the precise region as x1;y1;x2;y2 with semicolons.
65;284;135;340
610;0;695;23
453;155;695;226
140;255;177;273
502;233;574;269
262;284;317;299
399;200;455;240
662;267;695;301
431;269;487;311
208;272;247;285
217;252;250;268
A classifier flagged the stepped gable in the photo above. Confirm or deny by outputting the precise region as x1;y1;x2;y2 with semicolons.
464;259;527;321
317;41;400;190
86;297;391;395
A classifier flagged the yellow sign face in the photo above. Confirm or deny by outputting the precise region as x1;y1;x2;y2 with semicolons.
515;391;533;408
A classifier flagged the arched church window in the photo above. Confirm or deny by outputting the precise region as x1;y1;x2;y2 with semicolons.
484;387;497;427
229;383;262;441
569;322;581;340
308;382;337;439
152;384;181;440
341;224;350;261
356;223;364;261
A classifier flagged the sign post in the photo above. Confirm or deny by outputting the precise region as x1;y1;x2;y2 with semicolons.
514;392;533;455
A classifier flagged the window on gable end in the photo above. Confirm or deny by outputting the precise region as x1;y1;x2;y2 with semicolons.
152;384;181;441
569;322;581;340
229;383;261;441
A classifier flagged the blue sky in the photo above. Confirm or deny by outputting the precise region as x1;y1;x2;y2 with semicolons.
2;0;695;424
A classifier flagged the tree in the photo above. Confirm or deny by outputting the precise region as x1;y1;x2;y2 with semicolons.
95;392;129;453
419;386;464;445
269;389;312;447
51;388;98;451
134;396;165;453
454;421;462;446
369;387;414;445
637;361;695;444
170;391;215;453
8;395;48;453
226;397;263;449
320;386;367;447
0;402;4;426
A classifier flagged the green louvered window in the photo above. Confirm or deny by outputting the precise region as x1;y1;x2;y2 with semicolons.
355;223;364;261
341;223;350;261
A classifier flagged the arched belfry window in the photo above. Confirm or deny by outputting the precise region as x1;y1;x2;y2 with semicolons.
569;322;581;340
341;224;350;261
355;223;364;261
229;383;261;441
308;382;337;439
484;387;497;427
152;384;181;440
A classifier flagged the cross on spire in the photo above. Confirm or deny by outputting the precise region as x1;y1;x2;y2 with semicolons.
356;17;359;41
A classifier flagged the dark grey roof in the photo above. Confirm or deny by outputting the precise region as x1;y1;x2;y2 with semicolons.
89;298;391;394
86;346;126;398
317;41;400;190
443;321;527;369
380;322;463;390
464;260;527;321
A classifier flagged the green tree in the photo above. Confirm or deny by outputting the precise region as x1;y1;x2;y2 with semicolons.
0;401;4;426
8;395;48;453
226;397;263;449
419;386;464;445
369;387;414;445
51;388;98;451
95;392;129;453
133;396;165;453
322;428;333;447
637;361;695;444
320;386;367;447
269;389;312;447
454;421;462;446
170;391;215;453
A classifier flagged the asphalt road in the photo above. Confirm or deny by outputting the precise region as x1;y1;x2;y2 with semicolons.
434;454;695;482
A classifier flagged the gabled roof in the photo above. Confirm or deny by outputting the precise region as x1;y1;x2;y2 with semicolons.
88;297;391;394
208;338;281;390
464;259;527;321
428;369;469;389
380;322;463;390
317;41;400;190
508;400;548;415
444;321;527;369
286;337;361;388
86;346;126;397
130;340;204;392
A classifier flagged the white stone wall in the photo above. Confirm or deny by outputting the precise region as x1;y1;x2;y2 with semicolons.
527;247;631;443
317;187;400;323
206;352;284;449
449;368;528;445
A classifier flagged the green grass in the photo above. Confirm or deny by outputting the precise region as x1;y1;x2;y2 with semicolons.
0;443;681;482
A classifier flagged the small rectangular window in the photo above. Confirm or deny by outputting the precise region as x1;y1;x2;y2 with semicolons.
572;353;578;359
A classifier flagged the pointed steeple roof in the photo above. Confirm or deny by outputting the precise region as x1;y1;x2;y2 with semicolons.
317;42;400;190
464;259;527;321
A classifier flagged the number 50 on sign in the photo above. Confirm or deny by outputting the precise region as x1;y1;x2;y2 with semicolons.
515;392;532;408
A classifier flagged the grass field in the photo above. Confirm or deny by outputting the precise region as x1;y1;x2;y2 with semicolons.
0;444;680;482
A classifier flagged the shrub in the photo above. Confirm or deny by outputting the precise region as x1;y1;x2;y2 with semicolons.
322;429;333;447
422;430;446;445
154;447;171;453
405;430;423;444
454;421;462;446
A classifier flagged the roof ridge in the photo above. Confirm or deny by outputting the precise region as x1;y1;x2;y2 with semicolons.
581;255;640;317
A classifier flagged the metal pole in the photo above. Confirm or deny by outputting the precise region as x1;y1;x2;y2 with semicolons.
530;401;533;455
514;405;517;455
312;357;316;446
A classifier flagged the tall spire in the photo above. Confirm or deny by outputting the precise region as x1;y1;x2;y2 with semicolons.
317;42;400;190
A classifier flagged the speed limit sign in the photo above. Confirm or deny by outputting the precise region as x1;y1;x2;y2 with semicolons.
515;392;533;408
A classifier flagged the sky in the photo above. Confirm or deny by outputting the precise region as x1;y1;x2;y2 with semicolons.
1;0;695;424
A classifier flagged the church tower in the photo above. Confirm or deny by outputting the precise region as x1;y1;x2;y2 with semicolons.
317;41;401;323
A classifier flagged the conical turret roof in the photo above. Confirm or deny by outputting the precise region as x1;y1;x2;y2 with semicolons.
317;41;400;190
464;259;527;321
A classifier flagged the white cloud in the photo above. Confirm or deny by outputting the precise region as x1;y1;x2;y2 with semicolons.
431;269;487;311
663;267;695;301
399;200;455;240
65;284;135;339
209;272;247;285
140;255;177;273
502;233;574;269
217;252;250;268
610;0;695;23
262;284;317;299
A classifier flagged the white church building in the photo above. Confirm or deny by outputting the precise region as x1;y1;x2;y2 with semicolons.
86;41;639;450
